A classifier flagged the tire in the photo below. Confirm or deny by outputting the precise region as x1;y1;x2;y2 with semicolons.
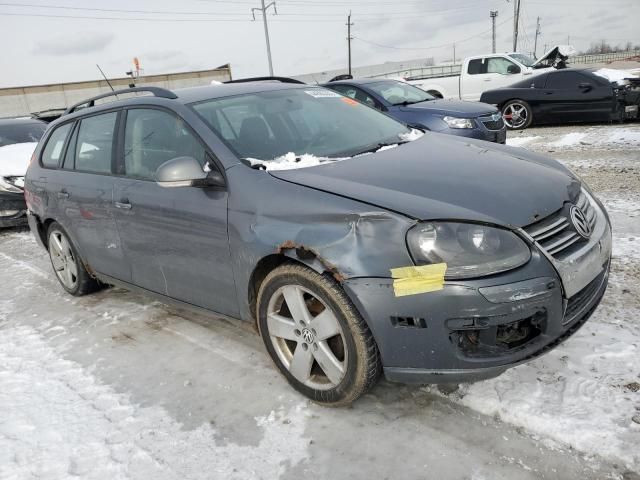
257;263;381;406
501;99;533;130
47;222;101;296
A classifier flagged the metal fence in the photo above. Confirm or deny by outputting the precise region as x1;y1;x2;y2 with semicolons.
370;50;640;81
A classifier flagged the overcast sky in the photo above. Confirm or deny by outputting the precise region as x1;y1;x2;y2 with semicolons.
0;0;638;88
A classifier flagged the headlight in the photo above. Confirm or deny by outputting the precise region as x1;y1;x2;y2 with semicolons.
407;222;531;279
0;177;22;194
443;116;475;129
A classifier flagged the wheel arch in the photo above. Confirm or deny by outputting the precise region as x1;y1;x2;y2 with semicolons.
247;248;343;324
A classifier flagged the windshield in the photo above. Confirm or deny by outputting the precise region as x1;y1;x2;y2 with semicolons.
0;122;46;148
508;54;536;67
191;87;412;162
367;80;435;105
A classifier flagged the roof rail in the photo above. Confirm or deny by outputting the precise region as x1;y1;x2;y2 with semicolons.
328;74;353;82
224;76;305;85
63;86;178;116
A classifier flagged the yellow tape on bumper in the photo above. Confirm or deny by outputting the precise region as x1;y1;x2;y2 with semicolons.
390;263;447;297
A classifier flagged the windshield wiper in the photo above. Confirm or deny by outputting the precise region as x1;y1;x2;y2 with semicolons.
350;141;409;157
393;99;426;106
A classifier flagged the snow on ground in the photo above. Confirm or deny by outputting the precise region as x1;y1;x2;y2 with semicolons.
0;324;310;480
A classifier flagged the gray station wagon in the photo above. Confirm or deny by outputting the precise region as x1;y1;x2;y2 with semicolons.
25;80;612;405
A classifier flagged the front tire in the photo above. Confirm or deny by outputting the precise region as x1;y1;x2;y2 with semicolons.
257;263;381;406
502;99;533;129
47;222;101;296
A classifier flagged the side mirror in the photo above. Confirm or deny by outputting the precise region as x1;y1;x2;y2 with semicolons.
155;156;225;188
507;65;521;74
578;82;593;92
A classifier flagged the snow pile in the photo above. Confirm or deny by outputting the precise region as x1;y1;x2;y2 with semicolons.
592;68;638;84
399;128;424;142
248;129;424;171
550;132;588;147
0;142;38;176
0;325;311;479
506;136;541;147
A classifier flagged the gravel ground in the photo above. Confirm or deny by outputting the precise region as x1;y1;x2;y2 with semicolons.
1;123;639;479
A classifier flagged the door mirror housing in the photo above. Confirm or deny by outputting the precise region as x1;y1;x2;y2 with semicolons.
155;156;225;188
507;65;521;74
578;82;593;91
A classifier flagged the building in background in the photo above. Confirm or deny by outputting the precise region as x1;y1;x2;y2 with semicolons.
293;57;434;84
0;64;232;118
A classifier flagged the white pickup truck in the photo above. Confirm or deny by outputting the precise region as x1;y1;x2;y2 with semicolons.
410;46;575;102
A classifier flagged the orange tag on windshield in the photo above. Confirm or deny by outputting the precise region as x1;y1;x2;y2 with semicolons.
341;97;359;106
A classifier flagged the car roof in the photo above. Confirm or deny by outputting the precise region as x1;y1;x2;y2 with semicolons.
52;82;315;125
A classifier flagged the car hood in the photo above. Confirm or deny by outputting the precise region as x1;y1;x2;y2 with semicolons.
0;142;38;177
268;134;580;227
399;99;496;117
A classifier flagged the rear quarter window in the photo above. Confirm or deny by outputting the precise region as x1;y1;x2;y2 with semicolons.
41;122;73;168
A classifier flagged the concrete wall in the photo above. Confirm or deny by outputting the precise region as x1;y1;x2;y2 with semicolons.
0;65;232;118
294;57;435;84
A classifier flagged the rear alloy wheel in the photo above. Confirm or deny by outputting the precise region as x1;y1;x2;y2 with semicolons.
47;222;101;296
502;100;533;130
257;263;381;406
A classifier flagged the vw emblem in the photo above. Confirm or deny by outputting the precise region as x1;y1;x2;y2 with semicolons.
301;328;315;344
570;205;592;238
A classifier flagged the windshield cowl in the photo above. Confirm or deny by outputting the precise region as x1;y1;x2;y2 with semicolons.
246;129;424;171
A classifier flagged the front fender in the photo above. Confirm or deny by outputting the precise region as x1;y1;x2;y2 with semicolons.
226;164;416;322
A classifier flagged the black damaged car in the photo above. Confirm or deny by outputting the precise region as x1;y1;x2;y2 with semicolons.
480;67;640;129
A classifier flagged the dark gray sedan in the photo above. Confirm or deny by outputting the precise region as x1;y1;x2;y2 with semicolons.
25;81;611;406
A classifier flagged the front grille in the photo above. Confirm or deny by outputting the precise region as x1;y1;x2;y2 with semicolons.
523;191;597;259
480;116;505;130
563;265;607;325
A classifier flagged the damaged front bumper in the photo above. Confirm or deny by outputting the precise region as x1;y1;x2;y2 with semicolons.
342;221;611;385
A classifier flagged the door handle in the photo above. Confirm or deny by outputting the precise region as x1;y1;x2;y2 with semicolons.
114;201;132;210
483;78;492;82
543;91;553;95
57;191;69;199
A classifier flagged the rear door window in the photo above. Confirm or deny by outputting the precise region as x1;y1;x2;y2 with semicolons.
545;72;581;89
467;59;486;75
74;112;117;174
41;122;72;168
123;108;205;180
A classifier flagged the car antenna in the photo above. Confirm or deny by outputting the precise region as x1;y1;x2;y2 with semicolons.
96;64;118;97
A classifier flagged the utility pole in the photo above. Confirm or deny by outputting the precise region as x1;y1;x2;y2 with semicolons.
490;10;498;53
533;16;541;57
512;0;521;52
252;0;277;75
453;43;456;64
346;11;354;76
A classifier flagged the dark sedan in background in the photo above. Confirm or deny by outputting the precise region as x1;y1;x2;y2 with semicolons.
0;117;47;227
324;78;507;143
480;68;640;129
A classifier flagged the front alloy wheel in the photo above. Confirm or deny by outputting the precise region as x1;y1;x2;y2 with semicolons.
257;263;381;406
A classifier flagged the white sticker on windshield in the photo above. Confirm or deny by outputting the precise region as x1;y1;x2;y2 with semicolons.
304;89;341;98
